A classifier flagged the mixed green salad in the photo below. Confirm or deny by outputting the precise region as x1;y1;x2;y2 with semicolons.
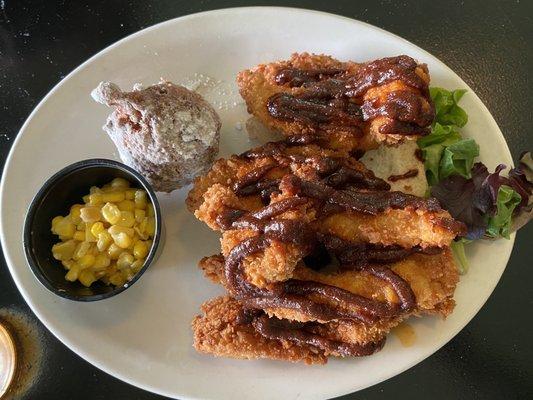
417;88;532;273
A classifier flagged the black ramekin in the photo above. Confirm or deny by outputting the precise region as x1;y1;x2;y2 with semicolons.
23;159;163;301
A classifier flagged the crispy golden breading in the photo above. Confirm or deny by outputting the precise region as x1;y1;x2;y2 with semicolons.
187;142;355;216
292;249;458;314
193;296;389;362
188;143;463;250
188;83;462;364
237;53;432;151
195;249;457;360
188;141;463;288
220;230;306;287
237;54;361;149
199;248;458;324
316;208;460;249
192;295;327;364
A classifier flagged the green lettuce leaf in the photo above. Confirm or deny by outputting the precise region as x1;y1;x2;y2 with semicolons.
422;145;444;186
430;87;469;127
417;122;462;147
451;239;470;274
439;138;480;180
418;89;475;186
486;185;522;239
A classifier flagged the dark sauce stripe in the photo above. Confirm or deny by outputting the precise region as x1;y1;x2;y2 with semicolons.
232;165;277;194
223;198;418;324
268;55;433;136
388;169;419;182
252;314;386;357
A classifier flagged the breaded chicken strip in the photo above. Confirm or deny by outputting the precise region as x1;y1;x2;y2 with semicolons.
192;296;328;364
316;208;460;248
194;171;462;247
199;248;458;325
193;249;457;363
189;144;463;287
188;142;463;251
186;141;371;216
237;53;433;151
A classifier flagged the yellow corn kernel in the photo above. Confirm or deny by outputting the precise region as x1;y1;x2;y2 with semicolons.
90;222;105;237
84;222;97;243
125;189;136;200
106;263;118;275
78;254;96;269
51;179;155;287
61;259;75;270
146;203;155;217
101;203;121;224
134;209;145;223
73;231;85;242
70;204;83;224
102;191;125;203
110;177;130;189
52;216;76;238
117;252;134;269
96;231;113;252
117;200;135;212
109;272;125;286
131;259;144;273
108;225;134;237
116;211;135;228
145;217;155;237
135;218;148;240
107;243;123;260
79;270;97;287
91;245;102;256
65;263;81;282
73;241;91;260
80;206;101;223
134;190;147;209
114;232;132;249
52;240;77;260
88;193;104;206
51;216;63;229
122;269;134;281
93;254;111;270
94;270;107;279
128;237;137;251
133;240;149;259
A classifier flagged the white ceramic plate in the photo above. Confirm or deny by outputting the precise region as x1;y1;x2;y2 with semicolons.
0;7;514;400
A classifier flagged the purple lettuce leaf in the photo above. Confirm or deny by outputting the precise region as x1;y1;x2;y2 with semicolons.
431;163;489;239
430;152;532;239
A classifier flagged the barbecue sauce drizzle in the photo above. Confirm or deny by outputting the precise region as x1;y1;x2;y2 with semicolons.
267;55;434;136
220;139;448;355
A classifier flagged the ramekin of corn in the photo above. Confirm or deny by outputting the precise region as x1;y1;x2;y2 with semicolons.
23;159;163;301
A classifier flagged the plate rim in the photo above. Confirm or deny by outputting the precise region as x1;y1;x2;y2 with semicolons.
0;6;515;399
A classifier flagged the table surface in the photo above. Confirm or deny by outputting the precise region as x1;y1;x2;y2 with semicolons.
1;1;532;399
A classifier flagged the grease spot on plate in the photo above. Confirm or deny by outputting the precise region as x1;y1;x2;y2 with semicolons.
0;308;44;399
392;322;416;347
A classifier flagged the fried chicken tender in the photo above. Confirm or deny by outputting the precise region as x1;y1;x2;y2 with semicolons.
237;53;433;151
199;248;458;325
316;208;460;248
194;249;457;362
188;142;463;249
192;295;327;364
188;140;463;288
186;142;356;216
